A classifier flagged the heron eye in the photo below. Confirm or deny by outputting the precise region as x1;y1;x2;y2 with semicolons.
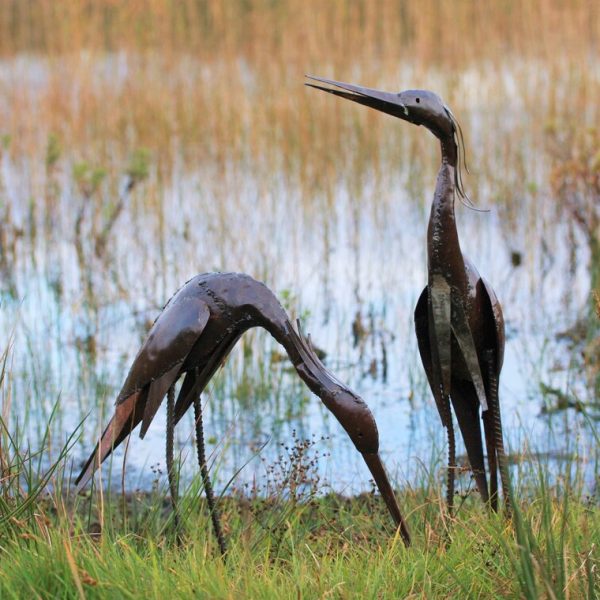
416;97;420;103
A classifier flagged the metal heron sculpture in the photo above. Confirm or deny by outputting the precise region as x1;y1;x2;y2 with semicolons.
75;272;410;551
306;76;510;515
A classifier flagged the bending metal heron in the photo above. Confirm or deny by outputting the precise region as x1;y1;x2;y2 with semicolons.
306;76;510;515
75;272;410;551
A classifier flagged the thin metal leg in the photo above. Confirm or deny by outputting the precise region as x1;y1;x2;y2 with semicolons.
483;412;498;512
486;350;511;515
166;384;180;532
446;400;456;517
193;394;227;557
482;354;499;512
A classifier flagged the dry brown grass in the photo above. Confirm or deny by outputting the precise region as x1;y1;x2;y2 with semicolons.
0;1;597;187
1;0;597;65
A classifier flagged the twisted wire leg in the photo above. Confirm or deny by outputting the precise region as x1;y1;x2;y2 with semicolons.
193;394;227;557
486;353;511;516
446;415;456;518
483;412;499;512
166;384;180;534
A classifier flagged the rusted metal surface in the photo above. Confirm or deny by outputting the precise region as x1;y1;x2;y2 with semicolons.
307;75;510;514
75;272;410;546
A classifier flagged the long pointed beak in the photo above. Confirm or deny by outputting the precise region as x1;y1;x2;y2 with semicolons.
362;452;411;546
305;75;410;121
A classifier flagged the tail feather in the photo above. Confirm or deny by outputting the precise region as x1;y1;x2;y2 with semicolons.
140;364;181;438
173;370;196;424
75;391;144;490
173;344;233;425
450;379;489;503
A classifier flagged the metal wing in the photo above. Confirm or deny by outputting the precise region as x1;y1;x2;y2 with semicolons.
117;294;211;404
414;286;451;428
479;277;505;372
75;295;210;489
449;292;488;411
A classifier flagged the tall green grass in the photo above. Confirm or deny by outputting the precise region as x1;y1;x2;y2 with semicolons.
0;339;81;531
0;441;598;598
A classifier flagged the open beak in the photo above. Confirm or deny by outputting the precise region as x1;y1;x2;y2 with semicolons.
362;452;411;546
305;75;411;122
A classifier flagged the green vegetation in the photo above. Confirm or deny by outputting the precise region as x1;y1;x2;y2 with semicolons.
2;503;599;598
0;412;598;599
1;471;599;598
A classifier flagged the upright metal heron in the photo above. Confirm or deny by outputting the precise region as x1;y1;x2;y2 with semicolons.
75;272;410;550
306;76;510;514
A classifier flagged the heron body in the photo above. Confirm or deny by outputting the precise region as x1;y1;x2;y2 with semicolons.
76;272;410;546
415;161;508;511
306;76;510;513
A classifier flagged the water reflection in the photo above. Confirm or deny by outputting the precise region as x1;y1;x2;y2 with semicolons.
0;60;596;495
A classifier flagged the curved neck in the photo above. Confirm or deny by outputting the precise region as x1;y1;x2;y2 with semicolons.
263;317;381;457
267;319;344;399
240;293;346;399
440;135;458;167
427;136;463;277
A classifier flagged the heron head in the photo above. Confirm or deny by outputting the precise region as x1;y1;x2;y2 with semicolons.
287;321;406;538
324;387;380;454
323;386;410;541
305;75;455;141
306;75;476;207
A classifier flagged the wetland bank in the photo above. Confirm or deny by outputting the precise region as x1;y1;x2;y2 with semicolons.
0;1;599;597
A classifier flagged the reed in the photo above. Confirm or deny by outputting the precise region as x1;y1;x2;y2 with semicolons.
0;1;597;179
0;0;597;63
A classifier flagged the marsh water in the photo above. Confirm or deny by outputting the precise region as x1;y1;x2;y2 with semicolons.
0;55;597;497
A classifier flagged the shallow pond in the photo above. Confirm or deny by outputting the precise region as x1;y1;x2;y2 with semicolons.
0;56;597;497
